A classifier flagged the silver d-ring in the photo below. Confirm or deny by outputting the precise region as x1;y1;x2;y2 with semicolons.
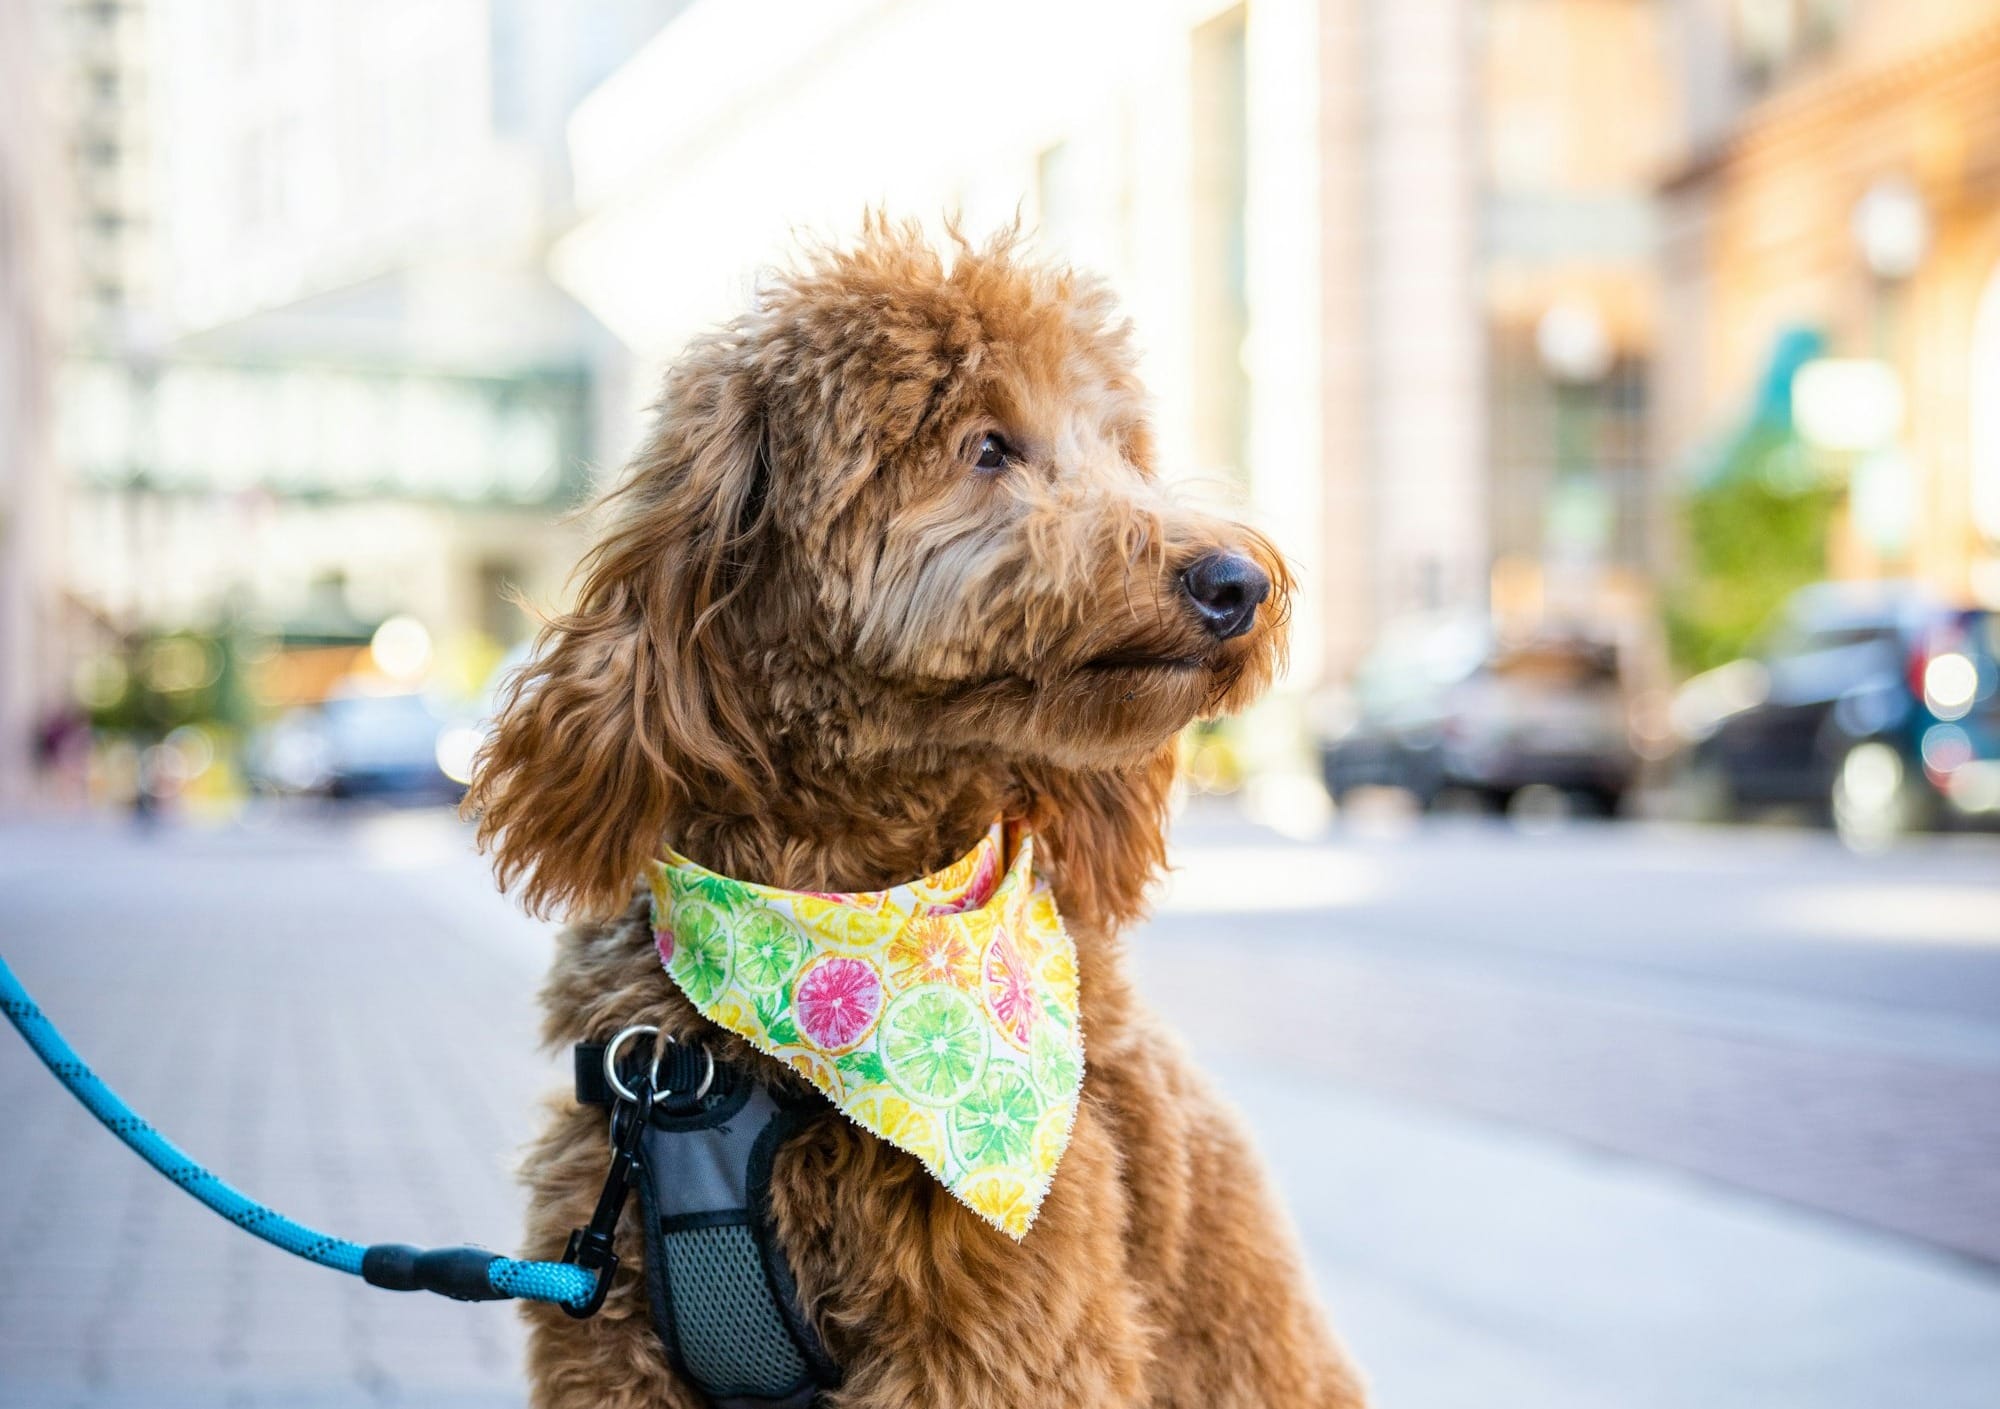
602;1023;662;1105
685;1047;717;1103
603;1024;717;1104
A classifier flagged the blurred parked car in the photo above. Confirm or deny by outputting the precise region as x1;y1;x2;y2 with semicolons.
1316;614;1645;815
1671;583;2000;842
248;687;464;801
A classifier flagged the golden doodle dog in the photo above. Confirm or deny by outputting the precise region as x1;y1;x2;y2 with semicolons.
469;222;1366;1408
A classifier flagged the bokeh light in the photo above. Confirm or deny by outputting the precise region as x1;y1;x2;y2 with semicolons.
368;616;434;684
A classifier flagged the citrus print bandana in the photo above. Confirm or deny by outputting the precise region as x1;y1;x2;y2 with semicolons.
644;821;1083;1240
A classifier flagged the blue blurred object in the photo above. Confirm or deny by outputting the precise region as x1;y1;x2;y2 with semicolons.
248;688;463;801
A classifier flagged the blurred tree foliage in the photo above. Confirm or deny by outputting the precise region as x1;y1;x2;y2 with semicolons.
1664;425;1838;676
1664;325;1835;676
82;625;257;739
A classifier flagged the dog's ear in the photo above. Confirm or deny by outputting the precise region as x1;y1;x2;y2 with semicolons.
1022;742;1179;934
467;345;773;920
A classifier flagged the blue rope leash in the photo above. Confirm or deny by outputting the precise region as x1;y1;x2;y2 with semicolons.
0;954;597;1311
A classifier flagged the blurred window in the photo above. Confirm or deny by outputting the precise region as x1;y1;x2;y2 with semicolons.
1488;324;1652;567
1759;616;1900;669
58;357;586;506
1354;616;1491;718
1732;0;1854;90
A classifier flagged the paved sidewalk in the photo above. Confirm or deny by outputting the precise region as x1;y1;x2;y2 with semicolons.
1226;1067;2000;1409
3;807;1998;1407
0;809;551;1409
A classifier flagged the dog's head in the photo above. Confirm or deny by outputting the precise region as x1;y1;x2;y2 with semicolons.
474;222;1289;917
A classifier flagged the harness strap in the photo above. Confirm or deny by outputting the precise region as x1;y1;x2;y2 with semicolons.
575;1039;714;1110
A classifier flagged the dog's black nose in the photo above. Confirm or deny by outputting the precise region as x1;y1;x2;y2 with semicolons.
1181;553;1270;640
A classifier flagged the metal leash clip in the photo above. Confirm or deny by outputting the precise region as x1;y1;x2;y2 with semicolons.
558;1024;714;1318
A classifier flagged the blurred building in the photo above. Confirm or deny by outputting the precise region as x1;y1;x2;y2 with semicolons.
551;0;1679;701
48;0;685;671
59;0;155;346
1660;0;2000;605
1;3;69;804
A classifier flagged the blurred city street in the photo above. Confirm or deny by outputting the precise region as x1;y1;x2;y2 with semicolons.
3;805;1997;1409
6;1;2000;1404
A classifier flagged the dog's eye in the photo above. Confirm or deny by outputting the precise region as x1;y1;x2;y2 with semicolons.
972;432;1013;473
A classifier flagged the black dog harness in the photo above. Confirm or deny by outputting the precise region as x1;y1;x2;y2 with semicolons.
575;1032;841;1408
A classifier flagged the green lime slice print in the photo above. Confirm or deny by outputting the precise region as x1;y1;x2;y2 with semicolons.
1030;1021;1081;1101
733;909;804;992
880;986;988;1106
670;898;732;1005
668;868;740;910
949;1066;1041;1169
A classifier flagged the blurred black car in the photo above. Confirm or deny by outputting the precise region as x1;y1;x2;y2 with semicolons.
249;688;464;801
1316;616;1643;815
1672;583;2000;841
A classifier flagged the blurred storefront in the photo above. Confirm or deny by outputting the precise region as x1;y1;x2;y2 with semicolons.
1659;0;2000;609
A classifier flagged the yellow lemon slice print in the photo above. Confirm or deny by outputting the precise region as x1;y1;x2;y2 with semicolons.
960;1167;1036;1239
847;1091;947;1170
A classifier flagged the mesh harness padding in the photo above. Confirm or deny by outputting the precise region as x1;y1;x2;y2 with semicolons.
628;1070;840;1409
661;1222;811;1395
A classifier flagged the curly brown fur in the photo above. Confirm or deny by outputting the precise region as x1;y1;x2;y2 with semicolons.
471;221;1366;1408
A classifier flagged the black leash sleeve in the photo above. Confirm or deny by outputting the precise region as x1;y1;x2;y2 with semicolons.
361;1245;510;1301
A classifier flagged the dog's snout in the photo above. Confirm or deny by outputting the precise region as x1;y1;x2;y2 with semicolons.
1180;553;1270;641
